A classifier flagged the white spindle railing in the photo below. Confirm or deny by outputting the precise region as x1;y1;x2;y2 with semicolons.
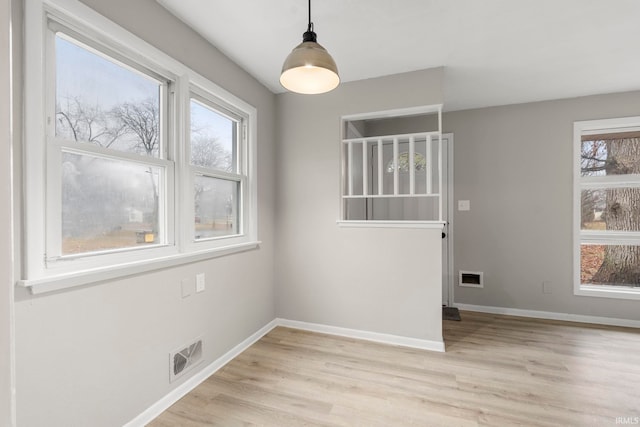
341;105;443;222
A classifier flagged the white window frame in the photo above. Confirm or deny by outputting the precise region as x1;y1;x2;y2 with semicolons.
184;87;250;253
21;0;258;294
44;23;177;274
573;116;640;300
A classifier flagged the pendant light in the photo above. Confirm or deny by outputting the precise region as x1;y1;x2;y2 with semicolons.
280;0;340;94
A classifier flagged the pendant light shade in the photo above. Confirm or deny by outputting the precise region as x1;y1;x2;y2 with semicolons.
280;1;339;94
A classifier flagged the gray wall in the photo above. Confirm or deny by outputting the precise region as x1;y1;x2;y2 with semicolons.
447;91;640;320
1;0;15;425
13;1;277;426
275;69;445;343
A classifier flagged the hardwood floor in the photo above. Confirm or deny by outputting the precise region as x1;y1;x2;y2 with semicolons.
149;312;640;426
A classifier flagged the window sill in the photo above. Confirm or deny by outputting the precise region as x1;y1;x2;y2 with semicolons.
18;241;261;295
575;284;640;301
337;220;445;229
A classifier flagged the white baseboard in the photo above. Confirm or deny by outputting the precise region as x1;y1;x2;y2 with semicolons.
277;318;446;352
455;303;640;329
125;318;445;425
123;319;279;427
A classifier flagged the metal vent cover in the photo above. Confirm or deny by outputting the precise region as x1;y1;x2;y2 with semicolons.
170;337;203;382
459;271;484;288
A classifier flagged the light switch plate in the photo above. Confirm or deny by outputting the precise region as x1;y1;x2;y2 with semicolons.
196;273;205;293
458;200;470;211
181;278;194;298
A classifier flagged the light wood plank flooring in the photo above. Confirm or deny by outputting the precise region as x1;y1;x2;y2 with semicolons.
149;312;640;426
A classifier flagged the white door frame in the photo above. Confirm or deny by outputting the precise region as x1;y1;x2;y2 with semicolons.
442;133;454;306
0;0;16;424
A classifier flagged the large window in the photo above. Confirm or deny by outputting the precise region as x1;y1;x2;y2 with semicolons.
574;117;640;299
22;0;257;293
52;31;170;257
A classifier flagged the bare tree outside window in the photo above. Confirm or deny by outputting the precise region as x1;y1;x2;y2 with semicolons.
56;96;126;147
112;98;160;157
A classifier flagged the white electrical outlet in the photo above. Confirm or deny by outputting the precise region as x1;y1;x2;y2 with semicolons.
196;273;205;293
543;281;553;294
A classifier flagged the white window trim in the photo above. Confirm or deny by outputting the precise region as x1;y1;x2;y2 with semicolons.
183;86;251;253
21;0;258;293
573;116;640;300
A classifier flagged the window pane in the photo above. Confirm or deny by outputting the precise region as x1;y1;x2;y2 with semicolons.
55;34;162;157
190;99;236;172
61;152;162;255
581;137;640;177
581;188;640;231
581;244;640;287
194;176;239;240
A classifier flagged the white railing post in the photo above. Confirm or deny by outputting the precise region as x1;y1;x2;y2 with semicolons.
362;140;368;196
409;136;415;195
377;139;383;195
426;134;432;195
393;138;399;195
347;141;353;196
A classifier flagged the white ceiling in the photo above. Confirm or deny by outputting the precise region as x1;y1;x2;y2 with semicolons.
157;0;640;111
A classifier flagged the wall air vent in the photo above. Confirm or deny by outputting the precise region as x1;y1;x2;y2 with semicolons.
459;271;484;288
169;337;203;382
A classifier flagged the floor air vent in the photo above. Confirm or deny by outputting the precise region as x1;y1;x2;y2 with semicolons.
170;338;203;382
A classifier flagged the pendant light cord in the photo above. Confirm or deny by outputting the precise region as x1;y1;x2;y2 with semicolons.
303;0;316;42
